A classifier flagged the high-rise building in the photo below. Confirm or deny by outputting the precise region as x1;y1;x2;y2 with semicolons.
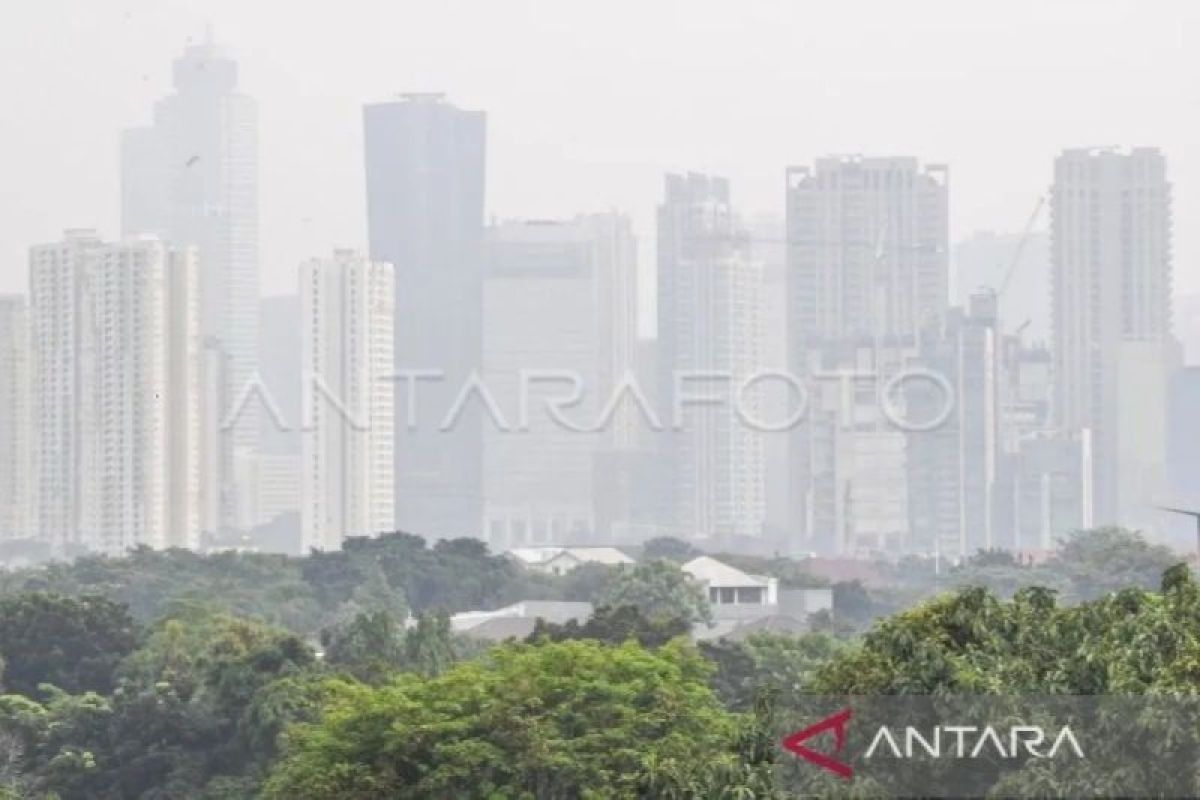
480;215;638;548
28;230;103;552
363;93;485;540
657;173;765;541
795;338;915;556
300;250;395;551
786;156;949;551
0;296;33;540
905;292;1002;559
1051;147;1172;530
786;156;949;348
29;232;203;554
121;34;260;536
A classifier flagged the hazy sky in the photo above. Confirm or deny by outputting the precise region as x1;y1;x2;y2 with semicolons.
2;0;1197;302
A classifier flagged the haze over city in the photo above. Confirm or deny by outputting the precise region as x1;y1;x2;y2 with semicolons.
1;0;1198;310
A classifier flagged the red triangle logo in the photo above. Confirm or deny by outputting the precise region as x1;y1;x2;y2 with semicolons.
781;707;853;780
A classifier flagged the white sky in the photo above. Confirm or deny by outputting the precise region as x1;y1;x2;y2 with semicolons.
1;0;1197;300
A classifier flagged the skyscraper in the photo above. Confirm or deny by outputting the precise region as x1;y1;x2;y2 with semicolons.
28;230;102;552
786;156;949;553
29;232;203;554
657;173;765;541
0;296;33;541
480;215;637;548
121;34;259;536
363;94;486;540
786;156;949;348
1051;147;1173;529
300;251;395;551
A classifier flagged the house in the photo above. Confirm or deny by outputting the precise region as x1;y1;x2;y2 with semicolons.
450;601;594;642
505;546;635;574
682;556;778;615
683;556;832;641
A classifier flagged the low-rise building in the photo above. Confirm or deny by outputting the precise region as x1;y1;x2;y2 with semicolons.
505;546;634;574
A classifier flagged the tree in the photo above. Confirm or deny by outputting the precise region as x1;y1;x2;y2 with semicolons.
0;593;138;697
528;604;690;648
264;639;742;799
642;536;702;563
598;560;712;625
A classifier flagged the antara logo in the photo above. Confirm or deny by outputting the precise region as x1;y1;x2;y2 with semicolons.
781;709;1085;780
781;708;854;779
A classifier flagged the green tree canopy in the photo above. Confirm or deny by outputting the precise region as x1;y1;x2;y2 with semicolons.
598;560;712;625
264;639;741;799
0;593;138;697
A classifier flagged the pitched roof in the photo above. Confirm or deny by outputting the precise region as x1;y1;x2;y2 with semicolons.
682;555;769;588
507;546;634;567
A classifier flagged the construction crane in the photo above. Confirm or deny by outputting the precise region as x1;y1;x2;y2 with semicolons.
994;195;1046;322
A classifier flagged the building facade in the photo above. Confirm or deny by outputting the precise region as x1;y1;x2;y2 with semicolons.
300;251;395;551
657;173;765;540
0;296;33;540
121;35;260;537
363;93;486;540
1051;147;1172;530
29;232;202;554
481;216;638;548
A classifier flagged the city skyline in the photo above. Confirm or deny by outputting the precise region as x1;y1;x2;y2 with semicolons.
1;16;1197;561
1;2;1198;310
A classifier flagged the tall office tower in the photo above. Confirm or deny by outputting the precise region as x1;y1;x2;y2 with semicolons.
786;156;949;551
121;34;260;536
28;230;103;552
1051;147;1172;530
363;94;485;540
786;156;949;347
300;251;395;551
0;296;33;540
29;232;203;554
480;216;637;549
657;173;765;541
906;291;1002;559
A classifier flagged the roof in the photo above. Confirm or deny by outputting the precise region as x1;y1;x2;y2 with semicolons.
460;616;539;642
682;556;770;588
507;546;634;568
451;601;593;632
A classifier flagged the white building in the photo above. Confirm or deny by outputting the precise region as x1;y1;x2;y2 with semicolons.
29;232;203;554
657;174;766;540
683;555;778;606
482;216;638;548
300;250;395;551
0;296;33;540
28;230;102;551
122;34;260;537
505;545;635;574
1051;147;1172;531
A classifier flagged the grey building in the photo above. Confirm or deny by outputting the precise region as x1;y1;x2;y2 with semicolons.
1051;147;1172;530
656;173;765;541
363;93;486;540
121;36;260;537
786;156;949;553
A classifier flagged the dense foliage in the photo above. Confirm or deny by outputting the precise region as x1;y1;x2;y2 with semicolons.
0;526;1194;797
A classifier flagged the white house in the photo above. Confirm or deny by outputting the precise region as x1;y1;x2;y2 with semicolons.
505;546;634;574
682;555;778;608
